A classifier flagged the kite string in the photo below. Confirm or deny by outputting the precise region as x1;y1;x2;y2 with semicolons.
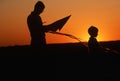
48;31;82;42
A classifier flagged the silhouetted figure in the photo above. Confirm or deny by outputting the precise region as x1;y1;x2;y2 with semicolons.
88;26;105;63
27;1;57;48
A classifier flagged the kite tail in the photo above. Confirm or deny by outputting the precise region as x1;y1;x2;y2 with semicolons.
48;31;82;42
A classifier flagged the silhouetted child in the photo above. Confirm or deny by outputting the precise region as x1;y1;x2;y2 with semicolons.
88;26;105;63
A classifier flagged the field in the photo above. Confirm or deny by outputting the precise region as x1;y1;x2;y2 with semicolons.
0;41;120;56
0;41;120;80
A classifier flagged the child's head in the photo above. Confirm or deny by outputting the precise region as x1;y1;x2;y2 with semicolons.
88;26;98;37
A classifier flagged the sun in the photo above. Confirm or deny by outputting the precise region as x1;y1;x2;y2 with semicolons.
80;34;89;42
80;32;105;42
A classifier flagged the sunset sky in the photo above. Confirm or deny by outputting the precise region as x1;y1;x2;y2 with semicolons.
0;0;120;47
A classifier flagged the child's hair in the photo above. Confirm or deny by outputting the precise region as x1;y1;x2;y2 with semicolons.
88;26;98;37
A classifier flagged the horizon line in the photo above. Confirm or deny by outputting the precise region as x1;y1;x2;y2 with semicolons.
0;40;120;48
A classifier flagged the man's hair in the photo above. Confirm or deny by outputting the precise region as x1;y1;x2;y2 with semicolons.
34;1;45;11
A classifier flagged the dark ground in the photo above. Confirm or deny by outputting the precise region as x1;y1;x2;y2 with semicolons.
0;41;120;80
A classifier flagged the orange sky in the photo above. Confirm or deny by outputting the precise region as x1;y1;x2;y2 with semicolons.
0;0;120;47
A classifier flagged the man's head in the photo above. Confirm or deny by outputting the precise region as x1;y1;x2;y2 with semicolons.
34;1;45;14
88;26;98;37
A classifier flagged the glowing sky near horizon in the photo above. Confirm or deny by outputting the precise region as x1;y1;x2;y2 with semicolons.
0;0;120;47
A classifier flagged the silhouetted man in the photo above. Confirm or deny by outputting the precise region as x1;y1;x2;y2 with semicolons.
27;1;58;48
